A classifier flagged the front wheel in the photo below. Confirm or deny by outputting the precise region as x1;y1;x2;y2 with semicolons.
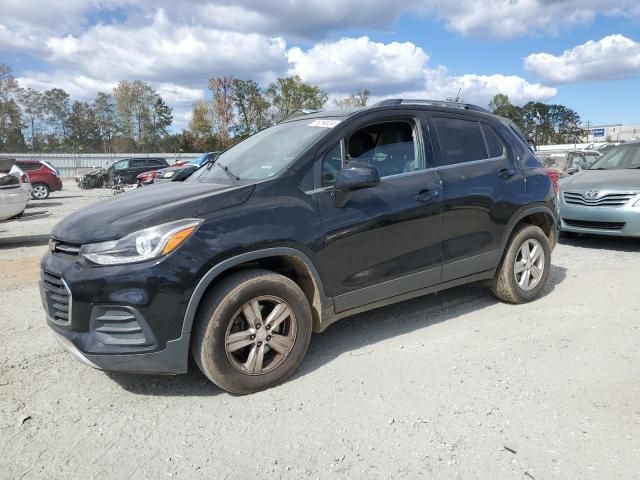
192;269;312;394
31;183;50;200
491;224;551;304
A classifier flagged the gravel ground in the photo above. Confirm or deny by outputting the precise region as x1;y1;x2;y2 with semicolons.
1;182;639;479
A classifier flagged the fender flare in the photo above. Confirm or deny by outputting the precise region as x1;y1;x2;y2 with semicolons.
181;247;331;335
499;205;558;254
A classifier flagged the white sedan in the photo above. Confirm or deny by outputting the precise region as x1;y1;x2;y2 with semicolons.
0;159;30;221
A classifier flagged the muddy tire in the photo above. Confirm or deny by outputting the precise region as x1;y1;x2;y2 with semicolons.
192;269;312;395
491;224;551;304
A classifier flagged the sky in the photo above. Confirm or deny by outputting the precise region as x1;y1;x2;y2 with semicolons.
1;0;639;130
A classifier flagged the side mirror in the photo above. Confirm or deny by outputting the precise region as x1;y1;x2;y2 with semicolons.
333;162;380;207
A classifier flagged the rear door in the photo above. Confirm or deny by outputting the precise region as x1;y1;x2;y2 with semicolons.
428;113;524;281
128;159;149;183
314;110;444;312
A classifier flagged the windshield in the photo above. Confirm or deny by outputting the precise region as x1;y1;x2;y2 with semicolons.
590;144;640;170
190;153;209;166
192;118;340;183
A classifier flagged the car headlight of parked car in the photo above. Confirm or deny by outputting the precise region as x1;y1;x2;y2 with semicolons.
79;219;202;265
162;171;176;179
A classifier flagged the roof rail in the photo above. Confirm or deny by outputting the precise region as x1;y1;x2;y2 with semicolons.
373;98;489;113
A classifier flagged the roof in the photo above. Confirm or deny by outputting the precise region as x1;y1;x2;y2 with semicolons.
280;99;498;124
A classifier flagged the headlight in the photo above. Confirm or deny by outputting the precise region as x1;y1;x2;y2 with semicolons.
79;219;202;265
162;171;176;178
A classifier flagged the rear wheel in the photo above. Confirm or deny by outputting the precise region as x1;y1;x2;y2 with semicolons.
31;183;50;200
491;224;551;304
192;269;312;394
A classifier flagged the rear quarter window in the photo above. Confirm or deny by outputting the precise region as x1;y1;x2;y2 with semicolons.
432;117;488;166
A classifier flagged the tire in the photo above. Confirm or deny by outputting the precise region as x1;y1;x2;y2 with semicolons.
491;224;551;304
192;269;312;394
31;183;50;200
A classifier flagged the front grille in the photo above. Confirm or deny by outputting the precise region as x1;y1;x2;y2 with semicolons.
41;271;72;325
563;218;626;231
51;239;81;258
563;191;634;207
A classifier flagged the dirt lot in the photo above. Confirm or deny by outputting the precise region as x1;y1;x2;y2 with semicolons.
1;182;639;479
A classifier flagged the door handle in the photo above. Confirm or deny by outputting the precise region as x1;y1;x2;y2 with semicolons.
415;188;439;203
498;168;515;179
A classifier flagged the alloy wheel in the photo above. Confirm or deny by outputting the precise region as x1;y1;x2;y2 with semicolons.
513;238;545;291
32;185;48;199
224;296;297;375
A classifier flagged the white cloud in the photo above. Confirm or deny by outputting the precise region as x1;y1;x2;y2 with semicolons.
16;72;117;100
42;9;288;85
524;34;640;84
288;36;428;93
387;67;557;108
288;36;556;106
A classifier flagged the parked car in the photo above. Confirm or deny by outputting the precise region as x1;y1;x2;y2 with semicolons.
15;159;63;199
559;141;640;237
137;152;220;186
41;99;557;394
106;158;168;185
540;150;601;177
0;159;30;220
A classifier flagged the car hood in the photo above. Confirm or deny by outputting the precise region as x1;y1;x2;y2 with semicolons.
560;169;640;192
52;181;255;244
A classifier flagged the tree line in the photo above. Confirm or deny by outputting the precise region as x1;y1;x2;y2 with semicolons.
488;94;586;146
187;76;370;151
0;64;173;153
1;61;588;154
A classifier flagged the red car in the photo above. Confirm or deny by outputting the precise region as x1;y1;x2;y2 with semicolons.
15;160;62;199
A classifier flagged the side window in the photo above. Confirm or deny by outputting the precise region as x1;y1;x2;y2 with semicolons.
130;159;147;168
432;117;488;166
18;162;42;171
148;159;166;166
482;124;505;158
112;160;128;170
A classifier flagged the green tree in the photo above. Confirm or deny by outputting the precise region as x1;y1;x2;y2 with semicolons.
334;89;370;109
93;92;116;153
42;88;70;149
0;64;26;152
488;94;524;129
208;76;235;149
265;75;328;123
188;100;216;151
232;79;270;137
67;101;99;152
18;88;46;151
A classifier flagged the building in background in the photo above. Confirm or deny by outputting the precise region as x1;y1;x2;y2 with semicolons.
585;124;640;143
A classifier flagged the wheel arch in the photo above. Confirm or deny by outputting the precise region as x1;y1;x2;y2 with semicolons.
498;205;558;266
182;247;333;337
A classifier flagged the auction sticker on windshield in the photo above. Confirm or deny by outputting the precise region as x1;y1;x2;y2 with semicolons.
308;119;342;128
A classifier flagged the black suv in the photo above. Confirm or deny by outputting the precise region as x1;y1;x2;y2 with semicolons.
41;99;557;394
107;157;168;184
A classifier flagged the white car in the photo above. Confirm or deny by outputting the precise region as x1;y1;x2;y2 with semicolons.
0;159;30;221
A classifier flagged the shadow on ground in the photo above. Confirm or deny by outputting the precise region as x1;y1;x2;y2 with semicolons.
559;234;640;253
108;265;567;397
0;233;51;248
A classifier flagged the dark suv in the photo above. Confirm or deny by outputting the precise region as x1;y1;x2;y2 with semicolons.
40;99;557;394
107;157;168;184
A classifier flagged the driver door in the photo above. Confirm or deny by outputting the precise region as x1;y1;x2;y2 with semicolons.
314;111;444;312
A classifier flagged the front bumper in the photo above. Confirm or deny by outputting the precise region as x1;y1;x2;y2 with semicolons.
559;201;640;237
51;328;189;374
39;249;202;374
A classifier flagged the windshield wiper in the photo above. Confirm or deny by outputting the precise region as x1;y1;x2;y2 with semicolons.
216;162;240;181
